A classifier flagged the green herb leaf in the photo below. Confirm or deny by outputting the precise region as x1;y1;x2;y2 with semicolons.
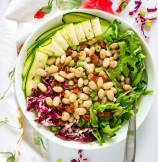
90;106;98;128
92;129;104;144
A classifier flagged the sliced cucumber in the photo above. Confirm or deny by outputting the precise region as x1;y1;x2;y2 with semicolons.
22;53;34;78
51;39;66;56
38;43;54;56
81;20;94;40
54;31;69;50
62;12;110;33
91;18;102;36
25;51;48;96
74;23;86;43
64;24;79;46
60;28;73;47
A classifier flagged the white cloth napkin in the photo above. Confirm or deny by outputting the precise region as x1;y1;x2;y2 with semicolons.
0;0;158;162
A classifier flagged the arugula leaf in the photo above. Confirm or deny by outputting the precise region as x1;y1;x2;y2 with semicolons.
90;106;98;128
102;20;119;43
133;68;144;86
101;124;121;137
92;129;105;144
93;102;120;112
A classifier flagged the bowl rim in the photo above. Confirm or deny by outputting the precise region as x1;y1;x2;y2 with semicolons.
15;8;156;150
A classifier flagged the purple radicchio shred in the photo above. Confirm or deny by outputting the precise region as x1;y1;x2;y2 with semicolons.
71;150;89;162
135;14;157;39
129;0;142;15
55;123;96;143
147;7;158;12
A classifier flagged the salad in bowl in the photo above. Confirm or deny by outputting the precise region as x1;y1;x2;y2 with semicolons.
15;10;155;149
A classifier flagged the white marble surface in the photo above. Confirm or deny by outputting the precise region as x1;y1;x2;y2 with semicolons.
0;0;158;161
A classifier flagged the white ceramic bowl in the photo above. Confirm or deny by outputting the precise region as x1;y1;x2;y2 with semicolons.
15;9;155;150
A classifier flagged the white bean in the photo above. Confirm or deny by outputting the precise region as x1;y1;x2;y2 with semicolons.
45;97;53;107
59;71;66;78
64;90;71;98
120;75;125;82
99;49;107;59
89;46;95;56
111;87;117;94
84;48;90;54
78;78;84;87
68;116;74;123
88;81;97;90
113;53;119;60
52;97;60;107
75;108;87;115
54;74;65;82
80;93;89;100
79;51;86;60
98;89;105;99
66;73;75;79
85;57;91;63
110;43;119;49
53;86;63;93
99;70;106;77
83;79;88;85
102;96;107;103
37;83;47;92
75;67;84;77
36;68;47;77
109;61;117;68
72;51;78;57
88;73;94;80
123;84;132;91
97;77;103;88
62;98;70;104
73;112;80;120
83;87;91;94
47;57;56;65
55;57;60;66
61;112;70;121
106;50;112;57
60;54;66;64
83;100;92;108
46;65;58;74
103;82;113;90
69;93;77;102
106;90;114;101
65;56;72;65
103;58;110;68
125;77;131;84
85;63;95;74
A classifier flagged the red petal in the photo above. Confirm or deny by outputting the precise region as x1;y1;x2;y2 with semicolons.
98;0;113;7
34;9;45;19
98;6;114;13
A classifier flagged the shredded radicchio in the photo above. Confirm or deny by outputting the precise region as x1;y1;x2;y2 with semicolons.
129;0;142;15
147;7;158;13
55;123;96;143
71;150;89;162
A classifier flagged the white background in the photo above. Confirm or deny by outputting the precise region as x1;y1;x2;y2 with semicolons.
0;0;158;162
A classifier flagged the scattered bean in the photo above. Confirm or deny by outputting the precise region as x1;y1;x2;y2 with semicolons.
98;89;105;99
83;79;88;85
106;90;115;101
45;97;53;107
99;49;107;59
113;53;119;60
109;61;117;68
69;93;77;102
78;78;84;87
88;81;97;90
75;108;87;115
67;73;75;79
46;65;58;74
52;97;60;107
102;96;107;103
47;57;56;65
75;67;84;77
36;68;47;77
72;51;78;57
55;57;60;66
83;100;92;108
53;86;63;93
85;57;91;63
103;58;110;68
83;86;91;94
125;77;131;84
103;82;113;90
97;77;103;88
80;93;89;100
79;51;86;60
120;75;125;82
110;43;119;49
61;111;70;121
64;90;71;98
54;74;65;82
60;54;66;64
85;63;95;74
123;84;132;91
89;46;95;56
111;87;117;94
68;116;74;122
65;56;72;65
62;98;70;104
59;71;66;78
38;83;47;92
